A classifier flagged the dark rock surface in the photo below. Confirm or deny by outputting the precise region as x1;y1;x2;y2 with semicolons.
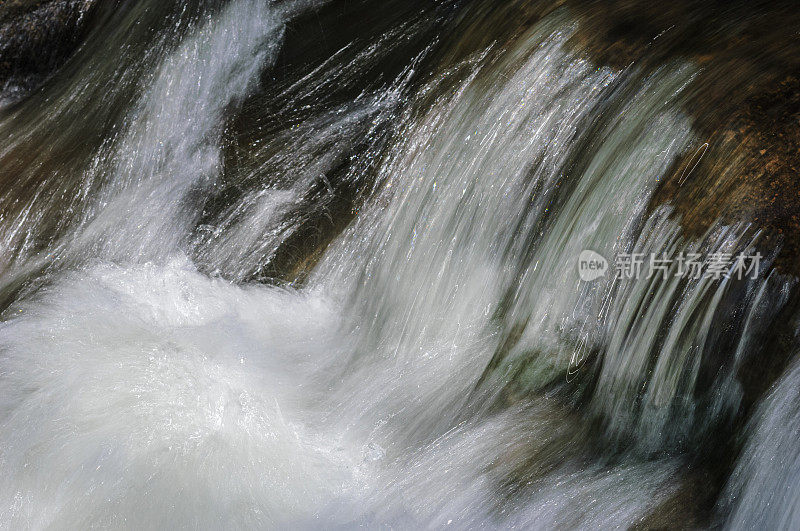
0;0;98;98
652;75;800;276
561;0;800;278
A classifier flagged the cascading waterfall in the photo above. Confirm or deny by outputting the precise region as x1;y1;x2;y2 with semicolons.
0;0;798;528
72;0;288;261
719;358;800;530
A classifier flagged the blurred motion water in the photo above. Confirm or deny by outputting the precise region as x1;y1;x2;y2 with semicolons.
0;0;798;528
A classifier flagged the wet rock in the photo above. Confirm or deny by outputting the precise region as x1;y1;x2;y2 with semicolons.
559;1;800;278
566;0;800;123
652;75;800;277
632;468;717;530
0;0;98;98
565;3;800;525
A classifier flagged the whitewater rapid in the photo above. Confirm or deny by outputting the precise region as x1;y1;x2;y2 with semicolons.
0;0;798;528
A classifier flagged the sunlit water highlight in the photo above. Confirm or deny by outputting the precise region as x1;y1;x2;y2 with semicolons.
0;1;797;528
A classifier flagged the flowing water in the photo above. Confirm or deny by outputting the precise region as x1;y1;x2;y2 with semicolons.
0;0;798;528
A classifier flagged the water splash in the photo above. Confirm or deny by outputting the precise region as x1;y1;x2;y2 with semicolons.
0;1;797;528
